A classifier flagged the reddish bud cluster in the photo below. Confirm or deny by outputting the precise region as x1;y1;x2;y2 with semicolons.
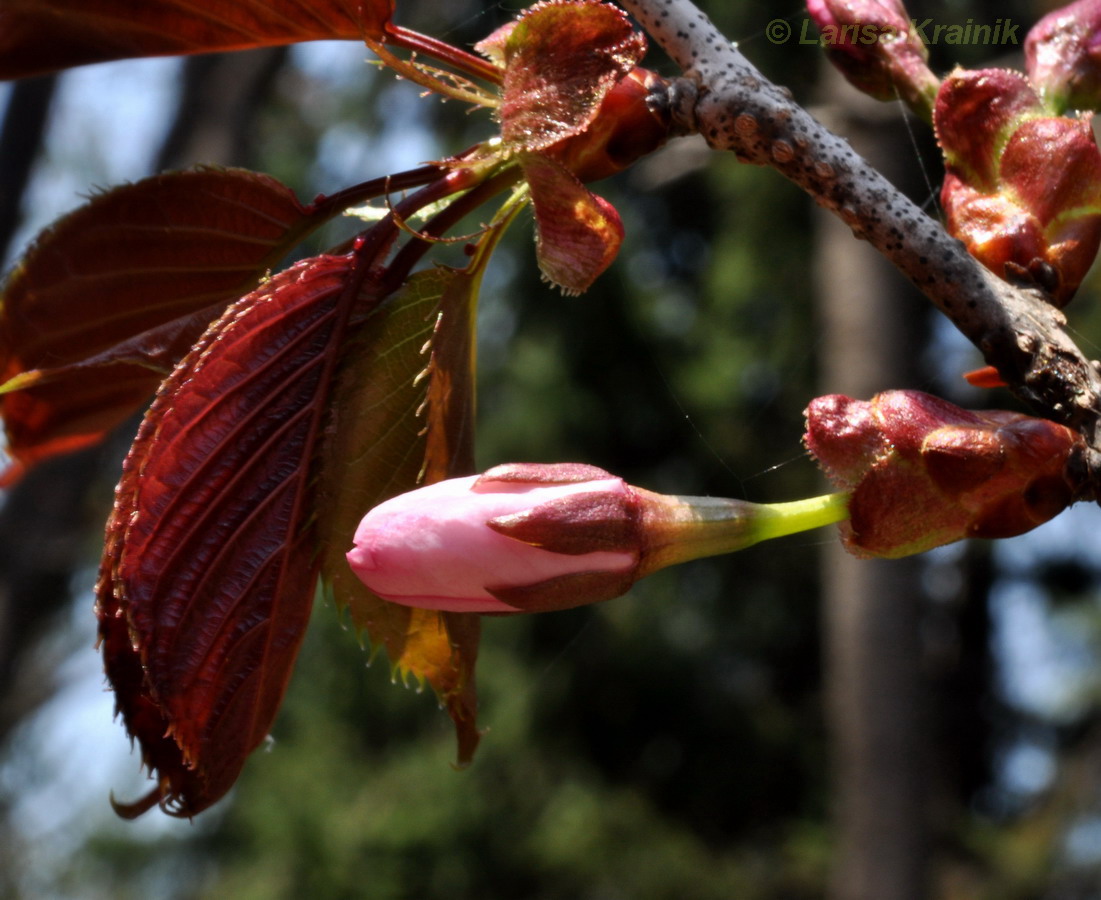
806;0;939;116
805;390;1087;558
936;68;1101;306
1026;0;1101;112
806;1;1101;303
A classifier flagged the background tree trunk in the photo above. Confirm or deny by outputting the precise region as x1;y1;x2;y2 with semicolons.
0;74;56;260
156;49;287;171
815;68;933;900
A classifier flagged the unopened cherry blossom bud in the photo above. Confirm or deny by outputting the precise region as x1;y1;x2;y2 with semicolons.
805;390;1088;558
806;0;939;118
936;67;1101;306
347;462;847;614
1026;0;1101;112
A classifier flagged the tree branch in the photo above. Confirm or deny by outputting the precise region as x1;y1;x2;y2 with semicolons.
623;0;1101;469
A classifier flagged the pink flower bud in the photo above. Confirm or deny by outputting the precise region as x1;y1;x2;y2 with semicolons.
936;68;1101;306
806;0;939;116
347;463;848;613
1026;0;1101;112
805;390;1088;558
347;463;642;614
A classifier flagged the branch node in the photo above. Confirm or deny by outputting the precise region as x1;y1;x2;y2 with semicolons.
665;75;700;136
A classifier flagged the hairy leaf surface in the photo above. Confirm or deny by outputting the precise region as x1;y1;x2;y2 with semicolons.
0;167;332;482
0;0;391;78
97;253;365;817
316;264;482;763
521;154;624;295
478;0;647;153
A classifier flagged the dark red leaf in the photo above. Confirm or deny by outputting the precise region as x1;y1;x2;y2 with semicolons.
97;252;366;817
0;0;389;79
0;167;332;481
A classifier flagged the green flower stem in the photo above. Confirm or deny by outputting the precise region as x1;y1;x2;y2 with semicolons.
753;492;851;541
636;489;850;576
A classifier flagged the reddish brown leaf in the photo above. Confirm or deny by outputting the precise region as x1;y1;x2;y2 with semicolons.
0;0;389;79
97;252;366;817
521;153;624;294
0;167;332;481
478;0;647;154
0;365;163;486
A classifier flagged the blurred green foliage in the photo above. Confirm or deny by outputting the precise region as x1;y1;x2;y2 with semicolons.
11;1;1101;897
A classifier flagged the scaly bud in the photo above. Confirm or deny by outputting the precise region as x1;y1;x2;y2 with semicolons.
545;67;672;183
806;0;939;118
805;390;1088;558
936;67;1101;306
347;462;847;613
1026;0;1101;112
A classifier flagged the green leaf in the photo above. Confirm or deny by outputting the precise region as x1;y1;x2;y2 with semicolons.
315;262;484;764
313;209;517;765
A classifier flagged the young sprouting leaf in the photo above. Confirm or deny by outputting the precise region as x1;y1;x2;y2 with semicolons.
315;264;483;764
467;3;667;295
521;154;624;295
0;167;334;483
97;252;366;817
0;0;391;79
476;0;648;154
